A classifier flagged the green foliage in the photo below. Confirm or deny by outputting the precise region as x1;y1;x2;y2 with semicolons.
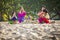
0;0;60;21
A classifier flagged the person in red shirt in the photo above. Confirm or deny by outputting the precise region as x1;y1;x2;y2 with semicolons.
38;7;50;23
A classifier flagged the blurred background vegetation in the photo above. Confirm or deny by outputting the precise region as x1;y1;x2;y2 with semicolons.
0;0;60;21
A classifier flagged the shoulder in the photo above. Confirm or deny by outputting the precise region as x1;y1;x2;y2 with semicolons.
23;11;26;13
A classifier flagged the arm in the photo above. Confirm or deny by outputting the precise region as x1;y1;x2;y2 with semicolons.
11;13;17;19
37;11;44;17
45;13;50;19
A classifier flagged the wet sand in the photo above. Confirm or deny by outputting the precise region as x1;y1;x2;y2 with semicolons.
0;21;60;40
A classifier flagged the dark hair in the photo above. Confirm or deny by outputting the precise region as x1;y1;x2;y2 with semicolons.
20;6;23;9
12;11;14;14
43;9;48;13
11;11;16;16
42;5;46;8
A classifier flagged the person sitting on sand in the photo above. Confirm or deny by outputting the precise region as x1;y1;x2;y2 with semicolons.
17;6;26;23
37;7;50;23
11;11;17;24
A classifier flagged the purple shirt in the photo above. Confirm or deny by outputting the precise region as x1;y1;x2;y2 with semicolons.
18;12;26;18
17;11;26;23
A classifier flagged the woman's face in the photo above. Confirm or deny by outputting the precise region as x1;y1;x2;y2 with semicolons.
20;7;24;11
42;7;45;10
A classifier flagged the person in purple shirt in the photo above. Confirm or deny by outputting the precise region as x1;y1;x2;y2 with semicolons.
11;11;17;24
18;6;26;23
